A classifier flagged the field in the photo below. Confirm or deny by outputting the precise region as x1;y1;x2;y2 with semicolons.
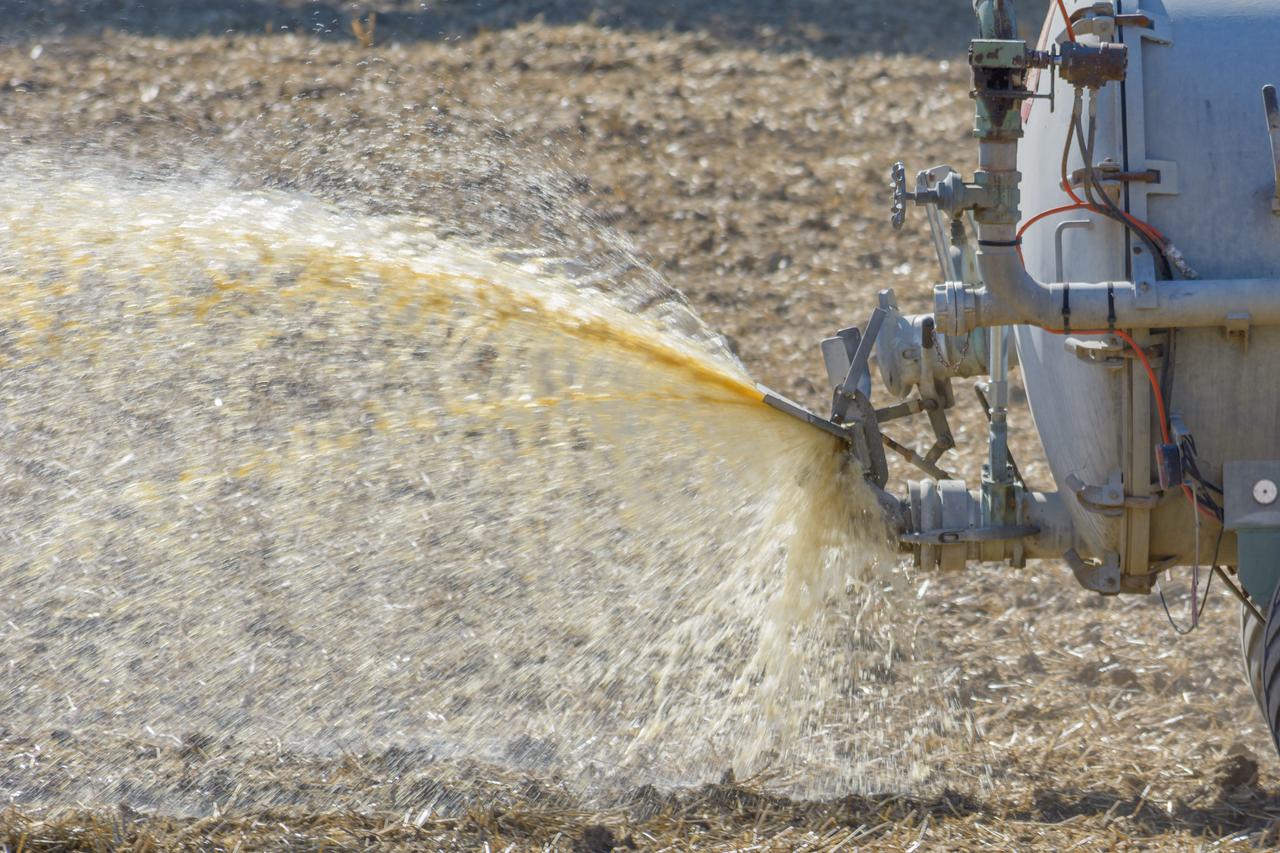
2;1;1279;849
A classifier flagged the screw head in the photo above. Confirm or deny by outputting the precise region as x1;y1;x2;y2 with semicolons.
1254;479;1278;505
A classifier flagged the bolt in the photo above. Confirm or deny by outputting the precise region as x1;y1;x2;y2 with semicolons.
1254;479;1278;505
1138;281;1151;293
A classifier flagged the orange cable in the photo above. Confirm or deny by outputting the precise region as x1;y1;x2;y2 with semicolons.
1003;7;1202;517
1017;201;1093;241
1056;0;1077;41
1042;327;1216;521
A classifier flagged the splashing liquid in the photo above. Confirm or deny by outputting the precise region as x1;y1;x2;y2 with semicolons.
0;163;958;809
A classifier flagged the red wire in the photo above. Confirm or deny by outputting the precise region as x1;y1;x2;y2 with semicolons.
1057;169;1168;246
1057;0;1077;41
1005;17;1205;520
1039;327;1167;443
1050;61;1169;248
1041;327;1216;521
1017;201;1093;242
1021;204;1210;521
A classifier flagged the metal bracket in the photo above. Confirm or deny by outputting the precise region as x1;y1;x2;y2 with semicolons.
1069;3;1117;42
1115;9;1171;583
1063;337;1124;368
1063;335;1161;368
830;308;886;424
1225;312;1252;350
821;326;868;395
1123;7;1172;45
1065;549;1122;595
1065;471;1160;517
1142;159;1179;196
1113;12;1153;31
1062;159;1178;199
1224;461;1280;605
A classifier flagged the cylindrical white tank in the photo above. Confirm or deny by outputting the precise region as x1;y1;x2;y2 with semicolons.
1015;0;1280;583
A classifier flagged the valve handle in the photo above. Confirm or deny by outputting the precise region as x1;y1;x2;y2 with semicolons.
890;162;910;230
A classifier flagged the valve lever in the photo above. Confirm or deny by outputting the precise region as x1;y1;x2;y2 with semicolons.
831;307;886;424
890;162;910;230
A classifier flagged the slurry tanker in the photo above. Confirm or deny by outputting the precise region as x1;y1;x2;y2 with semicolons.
764;0;1280;750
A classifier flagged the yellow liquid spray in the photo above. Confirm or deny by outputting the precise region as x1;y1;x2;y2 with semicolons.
0;163;961;809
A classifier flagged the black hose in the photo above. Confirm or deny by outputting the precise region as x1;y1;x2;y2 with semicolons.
1074;104;1171;277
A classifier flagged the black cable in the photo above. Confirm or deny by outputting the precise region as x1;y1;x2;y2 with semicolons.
1074;105;1172;278
1159;328;1176;433
1220;566;1265;625
1075;105;1172;278
1180;442;1223;495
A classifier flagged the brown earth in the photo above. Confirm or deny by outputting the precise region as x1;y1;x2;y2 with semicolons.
2;1;1278;850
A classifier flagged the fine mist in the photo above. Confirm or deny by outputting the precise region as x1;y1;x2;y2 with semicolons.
0;156;961;813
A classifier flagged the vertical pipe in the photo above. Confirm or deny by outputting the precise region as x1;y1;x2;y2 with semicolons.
988;326;1009;480
973;0;1017;39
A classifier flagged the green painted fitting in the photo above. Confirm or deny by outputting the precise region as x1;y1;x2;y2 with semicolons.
971;39;1030;69
973;0;1017;40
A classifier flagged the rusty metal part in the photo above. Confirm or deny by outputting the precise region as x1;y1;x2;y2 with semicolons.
1113;12;1155;29
1063;164;1161;189
1058;41;1128;89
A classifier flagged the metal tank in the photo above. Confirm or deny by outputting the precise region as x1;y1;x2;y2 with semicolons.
760;0;1280;752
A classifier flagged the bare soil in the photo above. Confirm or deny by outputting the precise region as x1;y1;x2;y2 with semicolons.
2;1;1278;849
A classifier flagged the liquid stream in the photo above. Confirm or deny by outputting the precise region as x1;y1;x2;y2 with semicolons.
0;162;961;811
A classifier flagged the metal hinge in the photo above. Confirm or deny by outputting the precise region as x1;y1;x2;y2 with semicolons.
1065;471;1161;517
1062;336;1163;369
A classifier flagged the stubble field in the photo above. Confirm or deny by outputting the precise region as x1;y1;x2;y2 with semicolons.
2;1;1278;849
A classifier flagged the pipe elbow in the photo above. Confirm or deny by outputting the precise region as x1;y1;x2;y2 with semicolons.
980;248;1052;323
935;248;1055;334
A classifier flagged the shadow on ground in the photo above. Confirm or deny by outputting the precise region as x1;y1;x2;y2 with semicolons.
0;0;1051;57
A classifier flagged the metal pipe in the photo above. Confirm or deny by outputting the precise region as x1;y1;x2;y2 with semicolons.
950;14;1280;338
987;326;1009;480
1021;489;1075;558
973;0;1017;41
937;269;1280;334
